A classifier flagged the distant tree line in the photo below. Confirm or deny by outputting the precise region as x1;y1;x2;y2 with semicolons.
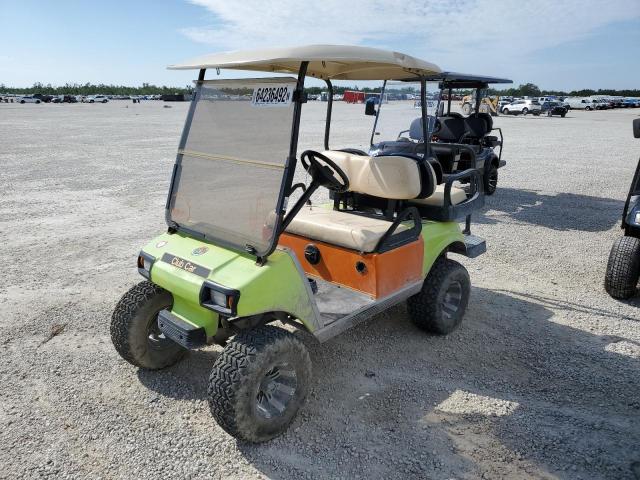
0;82;193;95
486;82;640;98
1;81;638;98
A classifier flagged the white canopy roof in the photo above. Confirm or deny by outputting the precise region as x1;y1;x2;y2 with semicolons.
168;44;441;81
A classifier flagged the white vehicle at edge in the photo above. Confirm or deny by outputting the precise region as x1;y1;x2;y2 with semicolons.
18;95;41;104
501;98;541;115
86;95;108;103
564;97;594;111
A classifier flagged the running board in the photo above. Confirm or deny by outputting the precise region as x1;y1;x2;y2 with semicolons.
450;234;486;258
313;282;422;343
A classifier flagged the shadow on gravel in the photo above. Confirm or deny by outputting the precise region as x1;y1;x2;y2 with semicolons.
494;288;639;323
136;348;219;401
477;187;623;232
235;287;639;480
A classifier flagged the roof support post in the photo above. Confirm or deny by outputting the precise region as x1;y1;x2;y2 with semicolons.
324;79;333;150
264;61;309;261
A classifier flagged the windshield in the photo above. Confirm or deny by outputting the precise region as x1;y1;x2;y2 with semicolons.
167;77;297;256
369;81;441;155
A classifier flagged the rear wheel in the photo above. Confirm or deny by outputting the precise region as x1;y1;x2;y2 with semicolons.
407;257;470;334
585;106;591;111
502;108;509;115
110;281;186;369
604;236;640;299
483;163;499;195
522;107;529;115
208;325;312;442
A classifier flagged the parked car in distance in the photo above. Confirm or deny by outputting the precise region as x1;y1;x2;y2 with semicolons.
18;95;41;104
565;97;594;110
591;99;609;110
538;96;558;104
540;101;567;117
501;99;541;115
86;95;108;103
623;98;639;108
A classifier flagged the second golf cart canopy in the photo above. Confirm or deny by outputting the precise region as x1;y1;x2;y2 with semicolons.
427;72;513;89
168;44;442;81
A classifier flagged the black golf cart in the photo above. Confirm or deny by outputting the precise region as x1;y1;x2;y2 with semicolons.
366;73;512;195
604;118;640;299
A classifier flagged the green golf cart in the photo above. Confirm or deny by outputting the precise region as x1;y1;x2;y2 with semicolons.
111;45;488;442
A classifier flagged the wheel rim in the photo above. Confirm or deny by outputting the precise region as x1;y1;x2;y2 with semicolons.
488;169;498;191
255;363;298;419
441;281;463;320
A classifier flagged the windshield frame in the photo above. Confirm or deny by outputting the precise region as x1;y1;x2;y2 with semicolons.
165;64;309;261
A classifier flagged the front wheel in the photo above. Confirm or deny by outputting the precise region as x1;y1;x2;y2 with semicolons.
110;281;186;369
407;257;470;334
604;236;640;299
502;108;509;115
585;106;591;111
522;107;529;115
208;325;312;442
20;100;25;104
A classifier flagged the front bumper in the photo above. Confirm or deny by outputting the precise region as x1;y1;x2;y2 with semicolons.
158;309;207;349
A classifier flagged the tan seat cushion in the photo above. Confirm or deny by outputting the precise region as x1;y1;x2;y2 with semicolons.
285;206;407;252
323;150;422;199
411;184;467;207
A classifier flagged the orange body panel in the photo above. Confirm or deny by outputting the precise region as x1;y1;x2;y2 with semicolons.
278;233;424;298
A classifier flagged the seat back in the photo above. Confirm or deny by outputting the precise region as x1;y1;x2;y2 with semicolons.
464;115;488;138
436;116;466;142
323;150;435;199
408;116;438;141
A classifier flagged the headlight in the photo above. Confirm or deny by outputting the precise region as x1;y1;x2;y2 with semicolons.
137;252;155;279
200;280;240;316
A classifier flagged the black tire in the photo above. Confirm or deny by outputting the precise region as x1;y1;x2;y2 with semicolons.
483;163;499;195
110;281;186;369
522;107;529;115
585;106;591;111
208;325;312;442
561;112;566;118
604;236;640;299
20;100;25;104
502;108;509;115
407;257;470;334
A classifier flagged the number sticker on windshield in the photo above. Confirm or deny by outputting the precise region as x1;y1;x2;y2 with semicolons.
251;85;294;107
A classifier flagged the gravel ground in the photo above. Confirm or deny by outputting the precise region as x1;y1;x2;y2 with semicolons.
1;100;639;480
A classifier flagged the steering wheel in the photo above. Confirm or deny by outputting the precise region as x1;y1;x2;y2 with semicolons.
300;150;349;193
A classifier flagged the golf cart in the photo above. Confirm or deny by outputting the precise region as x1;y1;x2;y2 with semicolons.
111;45;488;442
604;118;640;299
367;73;512;195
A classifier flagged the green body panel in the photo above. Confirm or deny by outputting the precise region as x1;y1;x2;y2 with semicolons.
142;220;463;340
420;221;465;276
144;232;316;337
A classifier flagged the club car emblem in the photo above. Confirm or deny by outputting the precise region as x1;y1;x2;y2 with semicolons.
192;246;209;256
155;240;168;248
